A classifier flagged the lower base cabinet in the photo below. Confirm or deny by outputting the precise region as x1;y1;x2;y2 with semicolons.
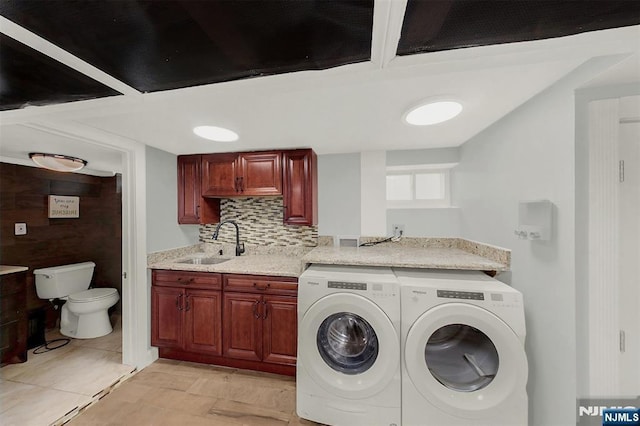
223;293;297;366
0;271;28;366
151;271;222;356
151;270;297;376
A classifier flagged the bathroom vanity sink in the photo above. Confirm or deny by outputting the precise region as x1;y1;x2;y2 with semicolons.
177;257;230;265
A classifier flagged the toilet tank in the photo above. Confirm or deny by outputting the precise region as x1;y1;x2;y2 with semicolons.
33;262;95;299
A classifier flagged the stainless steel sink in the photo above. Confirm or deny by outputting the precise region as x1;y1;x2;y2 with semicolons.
177;257;230;265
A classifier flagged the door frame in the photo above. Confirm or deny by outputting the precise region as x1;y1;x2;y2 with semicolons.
575;89;640;397
26;120;155;370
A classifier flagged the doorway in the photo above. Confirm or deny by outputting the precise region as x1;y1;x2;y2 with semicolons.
584;95;640;396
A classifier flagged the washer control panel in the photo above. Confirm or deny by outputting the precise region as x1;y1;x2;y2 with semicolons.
437;289;484;300
328;281;367;291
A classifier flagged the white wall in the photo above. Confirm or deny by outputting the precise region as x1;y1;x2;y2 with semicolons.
386;147;460;166
453;57;627;426
386;147;462;237
145;146;200;252
360;151;387;236
317;153;361;236
387;208;461;237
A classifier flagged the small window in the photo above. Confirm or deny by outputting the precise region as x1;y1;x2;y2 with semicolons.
386;164;454;208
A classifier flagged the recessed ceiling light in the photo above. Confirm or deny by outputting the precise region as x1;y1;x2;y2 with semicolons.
193;125;239;142
29;152;87;172
404;101;463;126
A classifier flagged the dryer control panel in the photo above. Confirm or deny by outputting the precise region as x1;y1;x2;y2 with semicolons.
437;290;484;300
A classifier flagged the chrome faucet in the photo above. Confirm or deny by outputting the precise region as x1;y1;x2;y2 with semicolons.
212;219;245;256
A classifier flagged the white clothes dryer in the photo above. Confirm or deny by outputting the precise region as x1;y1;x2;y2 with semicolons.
297;264;401;426
395;268;528;426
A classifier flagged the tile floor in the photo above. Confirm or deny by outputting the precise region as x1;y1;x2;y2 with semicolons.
0;314;136;426
69;359;321;426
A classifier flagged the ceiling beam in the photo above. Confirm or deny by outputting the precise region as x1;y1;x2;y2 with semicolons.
0;16;141;97
371;0;408;68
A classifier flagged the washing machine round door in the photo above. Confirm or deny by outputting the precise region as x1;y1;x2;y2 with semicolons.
299;292;399;399
404;303;527;418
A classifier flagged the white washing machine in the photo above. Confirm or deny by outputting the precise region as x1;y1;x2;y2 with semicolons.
297;264;401;426
395;268;528;426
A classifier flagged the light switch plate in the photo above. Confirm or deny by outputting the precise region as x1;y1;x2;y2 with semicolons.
15;223;27;236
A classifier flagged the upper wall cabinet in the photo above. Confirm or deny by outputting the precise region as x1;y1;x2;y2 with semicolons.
177;155;220;224
283;149;317;226
179;149;317;226
202;151;282;197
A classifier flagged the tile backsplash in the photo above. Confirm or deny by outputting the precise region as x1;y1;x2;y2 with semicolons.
200;197;318;247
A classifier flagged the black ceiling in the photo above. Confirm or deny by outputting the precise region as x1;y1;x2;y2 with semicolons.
1;0;639;112
0;34;120;111
0;0;374;94
399;0;640;55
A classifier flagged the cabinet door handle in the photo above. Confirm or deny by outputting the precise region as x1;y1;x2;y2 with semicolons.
196;205;200;219
238;176;244;193
176;294;183;311
234;177;240;192
184;294;190;311
252;300;261;319
262;301;268;320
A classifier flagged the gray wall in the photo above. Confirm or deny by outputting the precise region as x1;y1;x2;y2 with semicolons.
386;208;461;237
145;146;200;253
385;147;462;237
452;57;625;426
317;153;361;236
386;147;460;166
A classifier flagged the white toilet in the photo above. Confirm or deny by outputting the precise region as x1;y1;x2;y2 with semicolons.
33;262;119;339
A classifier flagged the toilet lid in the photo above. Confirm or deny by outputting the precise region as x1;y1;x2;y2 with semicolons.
69;288;117;303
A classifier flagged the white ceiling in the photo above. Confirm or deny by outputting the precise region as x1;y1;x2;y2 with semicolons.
1;7;639;176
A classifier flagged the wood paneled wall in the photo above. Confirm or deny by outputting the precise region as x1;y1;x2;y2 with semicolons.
0;163;122;323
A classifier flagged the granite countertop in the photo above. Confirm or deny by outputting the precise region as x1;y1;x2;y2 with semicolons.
149;254;304;278
147;244;307;278
0;265;29;276
302;237;510;272
147;238;510;278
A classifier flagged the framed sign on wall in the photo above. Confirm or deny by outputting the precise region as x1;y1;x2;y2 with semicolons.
48;195;80;218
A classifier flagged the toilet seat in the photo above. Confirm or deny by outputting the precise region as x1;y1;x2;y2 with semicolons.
68;288;117;303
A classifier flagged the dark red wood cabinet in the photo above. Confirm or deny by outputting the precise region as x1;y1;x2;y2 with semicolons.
178;149;317;226
151;270;223;356
282;149;317;226
223;274;298;367
151;270;297;376
0;271;28;366
177;155;220;224
201;151;282;197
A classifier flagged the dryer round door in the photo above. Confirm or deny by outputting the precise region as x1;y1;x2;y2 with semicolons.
299;292;399;399
404;302;527;419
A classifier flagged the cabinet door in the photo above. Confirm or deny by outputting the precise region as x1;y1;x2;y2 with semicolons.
223;292;262;362
177;155;201;224
151;286;184;349
1;272;28;365
262;295;297;366
201;153;238;196
184;289;222;356
177;155;220;224
282;149;317;225
238;152;282;196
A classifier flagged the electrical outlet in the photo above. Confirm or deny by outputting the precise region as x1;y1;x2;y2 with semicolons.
15;223;27;236
392;224;405;238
